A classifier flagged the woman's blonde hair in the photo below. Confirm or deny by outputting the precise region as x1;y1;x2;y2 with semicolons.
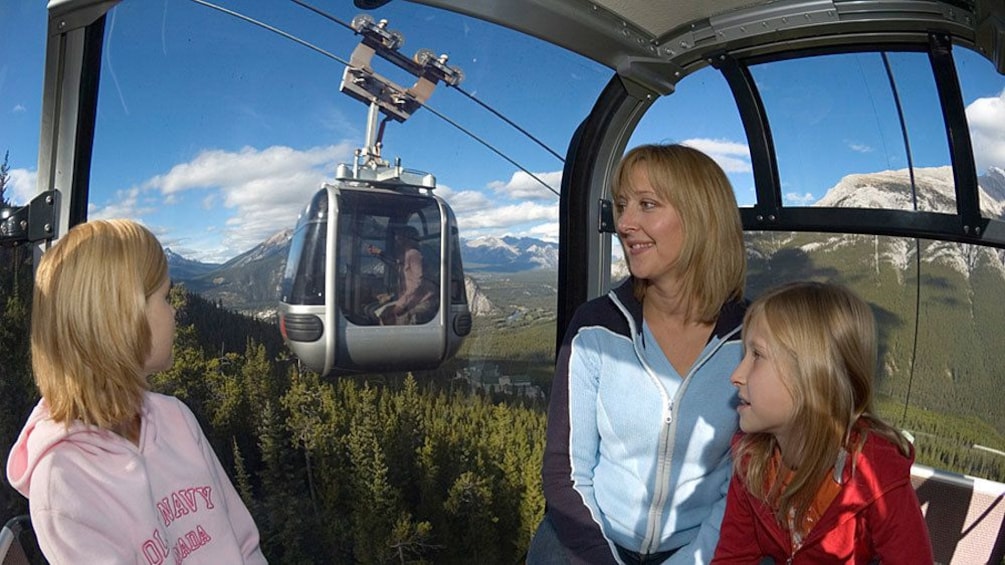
31;219;168;428
733;281;910;528
612;144;745;322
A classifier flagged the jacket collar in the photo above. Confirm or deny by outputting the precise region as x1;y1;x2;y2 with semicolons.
610;276;746;341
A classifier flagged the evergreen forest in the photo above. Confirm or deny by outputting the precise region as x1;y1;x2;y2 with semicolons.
0;276;547;564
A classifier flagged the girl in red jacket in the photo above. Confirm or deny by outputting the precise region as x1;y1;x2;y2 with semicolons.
712;281;932;564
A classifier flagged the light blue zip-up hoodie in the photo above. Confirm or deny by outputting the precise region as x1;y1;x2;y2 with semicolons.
542;278;745;565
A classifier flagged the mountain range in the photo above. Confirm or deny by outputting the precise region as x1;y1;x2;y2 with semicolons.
169;166;1005;315
738;165;1005;434
609;165;1005;280
811;165;1005;278
167;233;559;316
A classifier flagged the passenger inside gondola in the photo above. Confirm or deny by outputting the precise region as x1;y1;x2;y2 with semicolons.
365;226;439;325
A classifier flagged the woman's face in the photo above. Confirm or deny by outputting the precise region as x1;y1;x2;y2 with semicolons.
615;165;685;286
143;279;176;375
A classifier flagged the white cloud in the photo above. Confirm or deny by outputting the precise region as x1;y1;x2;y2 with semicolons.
526;222;559;241
429;183;455;200
142;143;355;258
457;200;557;230
13;104;25;114
967;88;1005;173
432;167;564;241
5;168;37;205
83;144;356;261
848;142;873;153
145;144;349;195
88;187;154;220
443;189;493;214
487;169;562;200
680;138;751;173
785;191;816;205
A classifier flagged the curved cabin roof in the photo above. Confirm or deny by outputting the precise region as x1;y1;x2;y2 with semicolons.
411;0;1004;94
32;0;1005;264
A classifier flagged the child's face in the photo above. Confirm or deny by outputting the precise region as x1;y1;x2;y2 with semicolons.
143;279;176;375
730;319;797;450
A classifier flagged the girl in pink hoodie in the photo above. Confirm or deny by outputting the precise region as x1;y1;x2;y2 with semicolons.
7;219;267;565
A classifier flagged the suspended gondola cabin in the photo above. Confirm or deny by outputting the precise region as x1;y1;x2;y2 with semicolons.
279;169;470;376
278;14;471;376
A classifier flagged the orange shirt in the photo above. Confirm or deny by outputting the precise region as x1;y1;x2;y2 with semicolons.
766;450;843;551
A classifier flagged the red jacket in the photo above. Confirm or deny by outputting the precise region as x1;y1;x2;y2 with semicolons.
713;431;933;564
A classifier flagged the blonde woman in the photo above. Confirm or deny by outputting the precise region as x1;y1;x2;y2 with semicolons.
713;282;931;564
7;219;267;564
530;144;747;564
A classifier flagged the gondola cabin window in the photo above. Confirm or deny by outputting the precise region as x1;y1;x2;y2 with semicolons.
623;43;1005;486
335;190;441;327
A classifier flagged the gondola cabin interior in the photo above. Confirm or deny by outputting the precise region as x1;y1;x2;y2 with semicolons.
1;0;1003;563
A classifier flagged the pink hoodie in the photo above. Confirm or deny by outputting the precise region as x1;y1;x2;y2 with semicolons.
7;392;267;565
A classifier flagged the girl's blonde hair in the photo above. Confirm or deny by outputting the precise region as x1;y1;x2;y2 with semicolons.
734;281;910;528
31;219;168;428
611;144;745;322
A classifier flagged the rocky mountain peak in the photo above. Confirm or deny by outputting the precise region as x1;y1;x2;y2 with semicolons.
817;165;1005;218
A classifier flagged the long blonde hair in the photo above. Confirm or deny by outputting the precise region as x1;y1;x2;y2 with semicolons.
733;281;910;527
611;144;745;322
31;219;167;428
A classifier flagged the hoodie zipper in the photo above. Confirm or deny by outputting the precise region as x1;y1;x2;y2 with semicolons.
612;292;742;555
641;397;674;553
642;331;741;553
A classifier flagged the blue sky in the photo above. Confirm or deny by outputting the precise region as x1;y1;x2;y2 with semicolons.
3;0;1005;263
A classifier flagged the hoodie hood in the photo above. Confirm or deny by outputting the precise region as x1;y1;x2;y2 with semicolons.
6;399;138;498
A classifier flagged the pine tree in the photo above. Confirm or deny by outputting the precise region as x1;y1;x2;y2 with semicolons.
0;273;35;521
231;439;257;513
257;400;314;563
387;512;439;564
442;471;499;563
0;150;36;520
346;383;402;563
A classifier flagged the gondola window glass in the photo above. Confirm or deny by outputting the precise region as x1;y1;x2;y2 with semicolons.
281;190;329;306
337;191;441;326
745;231;1005;483
449;226;467;305
282;216;327;306
953;45;1005;215
625;66;753;206
750;52;954;211
25;0;599;559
